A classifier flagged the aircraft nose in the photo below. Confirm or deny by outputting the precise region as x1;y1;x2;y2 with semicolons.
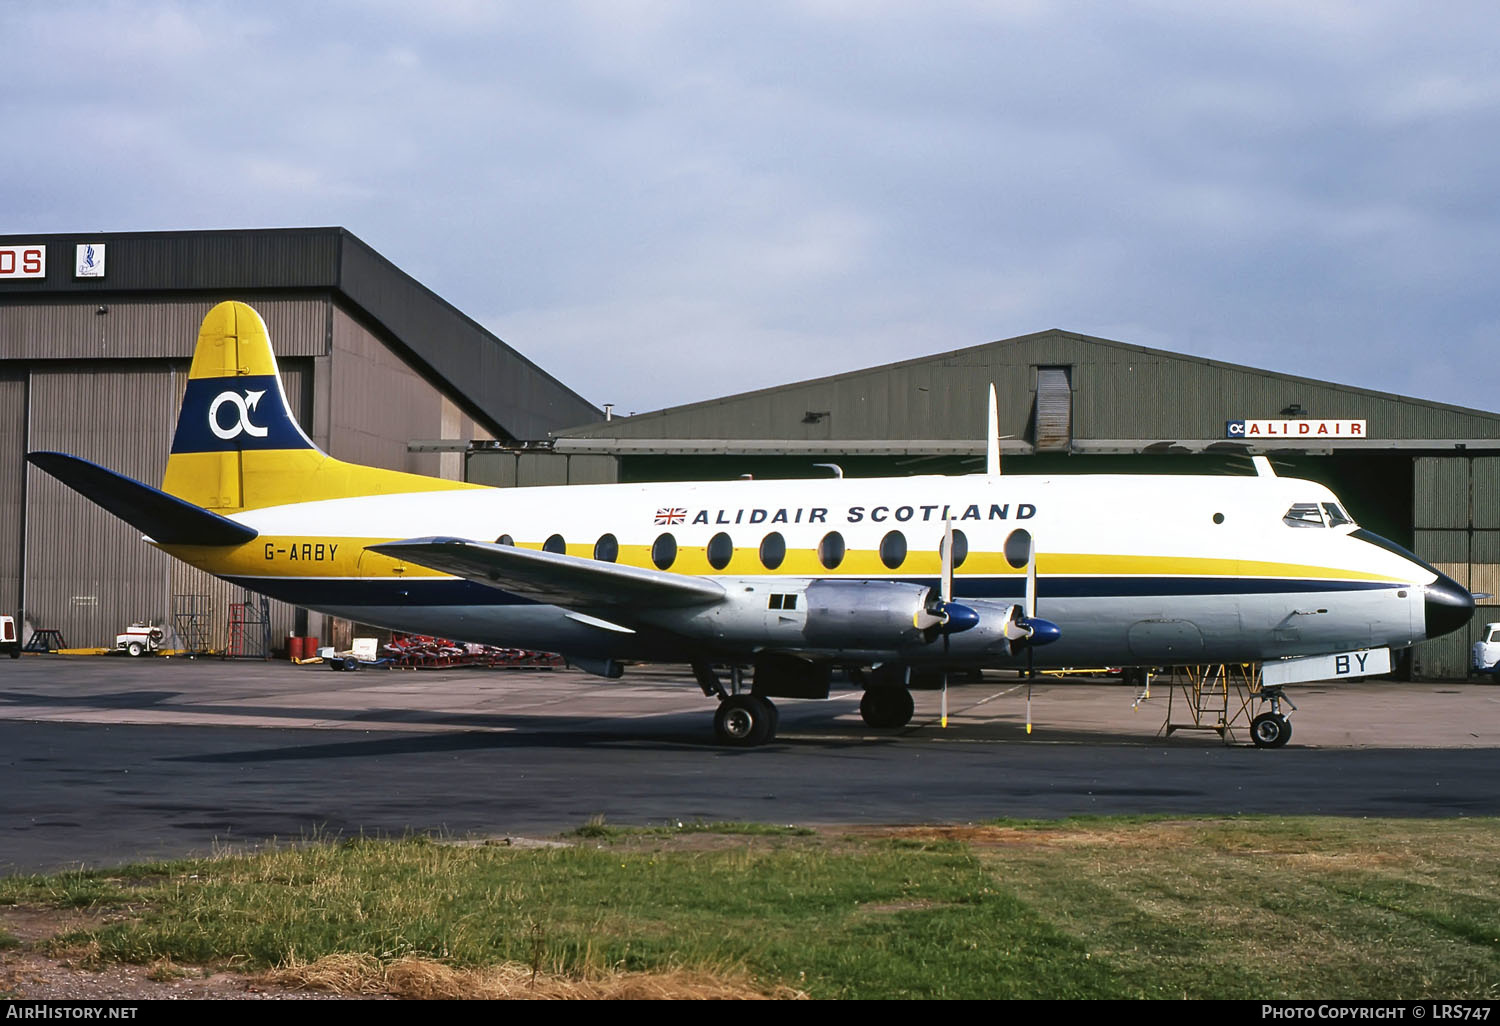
1424;571;1474;639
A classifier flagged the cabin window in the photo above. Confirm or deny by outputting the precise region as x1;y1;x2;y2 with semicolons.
879;530;907;570
940;528;969;569
543;534;567;554
707;532;733;570
652;533;677;570
1003;528;1033;569
1212;513;1225;525
494;534;514;546
1489;628;1500;644
593;533;618;562
760;532;786;570
1322;503;1352;527
1283;503;1325;528
818;531;845;570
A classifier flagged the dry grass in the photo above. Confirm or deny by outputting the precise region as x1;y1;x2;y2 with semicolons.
261;952;807;1000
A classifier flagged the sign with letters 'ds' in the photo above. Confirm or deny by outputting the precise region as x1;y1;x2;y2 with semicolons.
0;245;45;278
1262;648;1391;687
1226;419;1367;440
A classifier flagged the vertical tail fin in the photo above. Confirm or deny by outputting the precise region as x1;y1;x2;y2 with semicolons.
161;301;479;511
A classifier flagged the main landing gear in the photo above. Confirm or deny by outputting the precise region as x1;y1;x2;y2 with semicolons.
714;693;779;746
696;662;781;747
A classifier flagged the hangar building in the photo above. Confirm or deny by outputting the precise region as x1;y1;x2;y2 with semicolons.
4;228;1495;679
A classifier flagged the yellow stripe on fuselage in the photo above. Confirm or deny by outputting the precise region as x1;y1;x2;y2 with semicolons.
162;536;1408;585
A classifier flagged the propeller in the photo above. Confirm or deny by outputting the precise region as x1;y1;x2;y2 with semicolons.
998;530;1061;734
913;519;979;638
909;519;980;727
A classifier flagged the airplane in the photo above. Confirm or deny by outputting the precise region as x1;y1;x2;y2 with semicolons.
27;302;1475;748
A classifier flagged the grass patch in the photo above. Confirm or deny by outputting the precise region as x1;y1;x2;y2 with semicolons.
2;817;1496;999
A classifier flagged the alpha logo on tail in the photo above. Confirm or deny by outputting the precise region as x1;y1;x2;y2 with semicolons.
209;389;268;440
171;375;311;453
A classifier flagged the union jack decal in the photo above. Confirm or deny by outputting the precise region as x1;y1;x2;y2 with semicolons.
655;507;687;525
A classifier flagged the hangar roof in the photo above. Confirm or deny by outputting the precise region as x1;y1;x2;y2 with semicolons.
553;328;1500;456
0;227;599;441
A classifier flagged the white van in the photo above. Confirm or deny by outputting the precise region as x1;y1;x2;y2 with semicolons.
1471;622;1500;676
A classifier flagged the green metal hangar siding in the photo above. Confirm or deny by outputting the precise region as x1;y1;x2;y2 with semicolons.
531;329;1500;680
0;228;598;651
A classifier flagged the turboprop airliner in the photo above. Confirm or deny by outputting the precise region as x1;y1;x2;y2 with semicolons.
27;302;1474;748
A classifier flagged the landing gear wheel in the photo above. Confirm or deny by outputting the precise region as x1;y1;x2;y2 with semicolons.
714;694;775;746
860;688;915;729
1251;711;1292;748
126;642;143;657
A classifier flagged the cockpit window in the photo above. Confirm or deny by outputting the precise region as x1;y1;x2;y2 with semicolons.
1283;503;1325;528
1322;503;1352;527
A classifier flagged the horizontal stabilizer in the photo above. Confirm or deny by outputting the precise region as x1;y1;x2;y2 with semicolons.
27;451;258;547
370;537;725;611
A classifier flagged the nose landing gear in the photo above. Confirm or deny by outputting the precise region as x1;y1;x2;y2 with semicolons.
1250;687;1296;748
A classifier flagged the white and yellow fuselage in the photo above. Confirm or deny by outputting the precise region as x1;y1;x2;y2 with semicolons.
29;302;1471;677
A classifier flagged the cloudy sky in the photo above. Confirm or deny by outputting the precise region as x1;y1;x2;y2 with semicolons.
4;1;1498;416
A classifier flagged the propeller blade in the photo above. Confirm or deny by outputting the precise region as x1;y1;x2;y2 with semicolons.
941;636;949;729
941;517;954;604
1025;659;1033;736
1025;532;1038;620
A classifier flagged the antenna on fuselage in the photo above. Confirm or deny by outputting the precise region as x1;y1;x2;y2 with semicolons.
986;384;1000;476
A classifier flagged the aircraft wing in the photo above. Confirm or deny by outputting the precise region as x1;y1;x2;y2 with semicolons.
368;537;726;610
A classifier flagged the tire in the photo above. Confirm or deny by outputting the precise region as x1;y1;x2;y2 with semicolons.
752;694;780;737
343;656;359;672
1251;711;1292;749
7;645;18;660
860;688;915;729
714;694;772;746
127;642;143;657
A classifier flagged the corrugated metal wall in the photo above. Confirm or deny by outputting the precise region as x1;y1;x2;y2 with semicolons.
0;298;327;361
25;364;186;647
1412;455;1499;679
327;307;481;480
466;451;619;487
0;374;23;616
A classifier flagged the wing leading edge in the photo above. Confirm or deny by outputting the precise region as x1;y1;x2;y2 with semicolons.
369;537;726;611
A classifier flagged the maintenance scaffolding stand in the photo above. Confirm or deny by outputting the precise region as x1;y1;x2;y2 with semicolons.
1156;662;1296;748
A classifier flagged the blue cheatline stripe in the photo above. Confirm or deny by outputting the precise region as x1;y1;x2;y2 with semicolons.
222;574;1407;608
170;376;312;454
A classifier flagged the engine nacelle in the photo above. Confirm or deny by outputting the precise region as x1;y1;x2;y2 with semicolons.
802;580;935;649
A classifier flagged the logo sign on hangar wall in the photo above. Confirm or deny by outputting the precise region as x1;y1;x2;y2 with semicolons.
1226;419;1368;439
